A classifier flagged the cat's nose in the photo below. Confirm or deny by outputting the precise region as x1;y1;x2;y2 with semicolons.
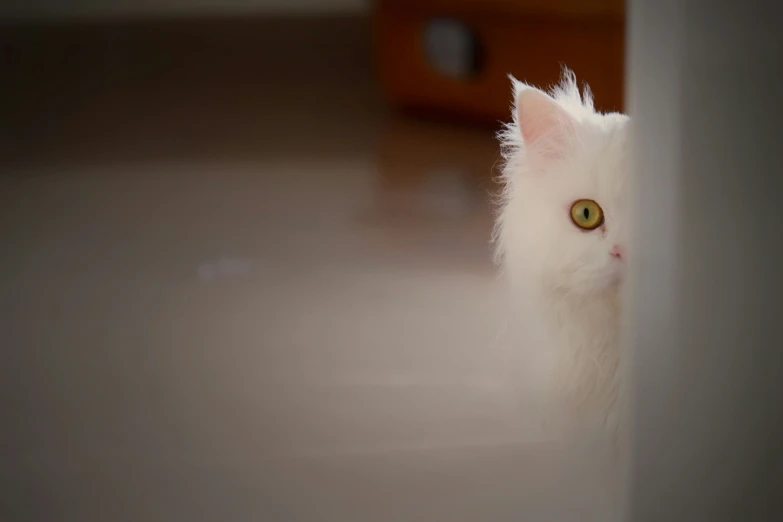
610;245;625;260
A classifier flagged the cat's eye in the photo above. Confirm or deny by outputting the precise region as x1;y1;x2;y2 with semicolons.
570;199;604;230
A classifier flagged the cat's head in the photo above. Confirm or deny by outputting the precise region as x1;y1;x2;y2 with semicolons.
494;70;630;297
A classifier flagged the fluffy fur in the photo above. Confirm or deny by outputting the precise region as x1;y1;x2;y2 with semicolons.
494;69;630;438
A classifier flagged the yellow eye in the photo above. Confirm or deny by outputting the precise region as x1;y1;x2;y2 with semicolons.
570;199;604;230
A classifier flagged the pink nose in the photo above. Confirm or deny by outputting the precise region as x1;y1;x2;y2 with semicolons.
610;245;625;260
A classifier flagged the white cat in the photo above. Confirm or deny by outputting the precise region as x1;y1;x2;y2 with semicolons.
493;70;630;441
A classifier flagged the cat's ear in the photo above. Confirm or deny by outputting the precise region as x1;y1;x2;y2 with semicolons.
511;77;577;160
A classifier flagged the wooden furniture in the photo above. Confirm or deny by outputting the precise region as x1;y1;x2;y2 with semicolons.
373;0;625;124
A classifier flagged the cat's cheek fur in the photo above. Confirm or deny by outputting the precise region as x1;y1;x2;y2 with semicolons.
501;177;620;296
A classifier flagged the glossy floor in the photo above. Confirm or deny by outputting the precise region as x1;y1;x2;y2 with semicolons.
1;18;613;522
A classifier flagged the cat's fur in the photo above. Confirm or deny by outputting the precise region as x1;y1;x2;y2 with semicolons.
493;70;630;439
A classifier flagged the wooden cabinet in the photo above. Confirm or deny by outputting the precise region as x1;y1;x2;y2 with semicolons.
373;0;625;123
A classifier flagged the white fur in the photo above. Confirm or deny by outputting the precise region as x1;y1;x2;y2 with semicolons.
494;70;630;439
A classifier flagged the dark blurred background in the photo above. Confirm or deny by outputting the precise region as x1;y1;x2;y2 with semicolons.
1;1;624;521
1;0;624;169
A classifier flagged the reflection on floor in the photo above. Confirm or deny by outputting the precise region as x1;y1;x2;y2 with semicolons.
0;17;613;522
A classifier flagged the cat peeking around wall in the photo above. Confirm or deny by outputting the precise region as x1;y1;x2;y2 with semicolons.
493;69;630;440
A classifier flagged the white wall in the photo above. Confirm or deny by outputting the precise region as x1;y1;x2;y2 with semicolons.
627;0;783;520
0;0;368;20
